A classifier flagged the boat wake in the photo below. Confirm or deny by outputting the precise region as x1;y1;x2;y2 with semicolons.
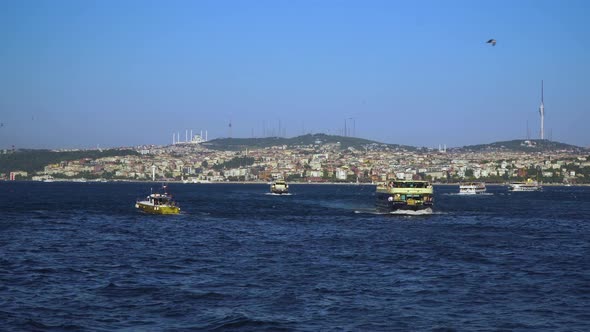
355;208;443;216
265;193;293;196
354;208;386;214
390;208;434;216
445;193;494;196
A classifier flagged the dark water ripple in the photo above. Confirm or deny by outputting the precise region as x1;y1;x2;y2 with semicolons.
1;182;589;331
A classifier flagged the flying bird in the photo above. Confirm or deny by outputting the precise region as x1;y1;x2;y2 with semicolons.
486;39;497;46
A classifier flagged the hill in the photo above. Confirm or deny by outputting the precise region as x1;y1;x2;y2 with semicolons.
202;134;415;151
453;139;586;153
0;149;139;174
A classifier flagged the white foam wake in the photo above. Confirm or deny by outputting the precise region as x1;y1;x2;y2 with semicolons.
389;208;433;216
354;208;442;216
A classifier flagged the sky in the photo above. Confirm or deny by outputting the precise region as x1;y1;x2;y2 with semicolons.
1;0;589;149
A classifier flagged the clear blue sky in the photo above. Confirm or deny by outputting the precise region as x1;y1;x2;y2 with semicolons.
1;0;589;149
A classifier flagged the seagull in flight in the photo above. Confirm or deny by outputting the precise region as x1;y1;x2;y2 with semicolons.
486;39;497;46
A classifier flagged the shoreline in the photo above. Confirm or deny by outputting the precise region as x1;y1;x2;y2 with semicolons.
2;180;588;187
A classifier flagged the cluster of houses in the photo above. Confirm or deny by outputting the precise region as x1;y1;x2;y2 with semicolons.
8;140;588;184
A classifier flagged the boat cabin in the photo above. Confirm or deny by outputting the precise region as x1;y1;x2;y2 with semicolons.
148;193;174;206
386;181;430;188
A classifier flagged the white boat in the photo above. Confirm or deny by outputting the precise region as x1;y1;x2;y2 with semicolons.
270;179;289;194
509;179;542;192
459;182;486;195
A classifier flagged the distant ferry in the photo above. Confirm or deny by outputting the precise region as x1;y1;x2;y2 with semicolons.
459;182;486;195
135;185;180;214
270;179;289;194
376;180;434;213
509;179;542;192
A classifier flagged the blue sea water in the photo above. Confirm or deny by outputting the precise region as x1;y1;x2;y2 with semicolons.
1;182;589;331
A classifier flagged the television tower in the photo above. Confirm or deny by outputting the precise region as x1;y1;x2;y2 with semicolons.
539;80;545;140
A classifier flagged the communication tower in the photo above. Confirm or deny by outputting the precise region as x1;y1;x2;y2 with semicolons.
539;80;545;140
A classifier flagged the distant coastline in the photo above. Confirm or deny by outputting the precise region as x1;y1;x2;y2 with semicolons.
2;179;587;187
2;136;588;185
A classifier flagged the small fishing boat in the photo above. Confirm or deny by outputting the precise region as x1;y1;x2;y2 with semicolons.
135;185;180;214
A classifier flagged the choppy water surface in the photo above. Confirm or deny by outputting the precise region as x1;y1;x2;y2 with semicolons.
1;182;589;331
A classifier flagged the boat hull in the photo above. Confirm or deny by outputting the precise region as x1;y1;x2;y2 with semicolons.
135;202;180;215
270;189;289;194
458;191;486;195
375;191;433;212
509;186;541;192
459;188;486;195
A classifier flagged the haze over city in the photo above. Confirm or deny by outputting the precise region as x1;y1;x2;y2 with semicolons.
1;0;589;149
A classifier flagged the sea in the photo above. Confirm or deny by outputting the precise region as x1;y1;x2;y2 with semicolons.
1;182;589;331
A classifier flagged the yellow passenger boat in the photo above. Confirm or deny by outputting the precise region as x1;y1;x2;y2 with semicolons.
376;180;434;213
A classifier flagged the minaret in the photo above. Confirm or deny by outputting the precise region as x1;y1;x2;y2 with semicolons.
539;80;545;140
344;119;347;137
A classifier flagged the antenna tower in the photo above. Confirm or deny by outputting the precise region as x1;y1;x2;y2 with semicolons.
539;80;545;140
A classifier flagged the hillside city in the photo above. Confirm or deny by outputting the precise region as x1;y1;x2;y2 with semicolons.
3;135;590;184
